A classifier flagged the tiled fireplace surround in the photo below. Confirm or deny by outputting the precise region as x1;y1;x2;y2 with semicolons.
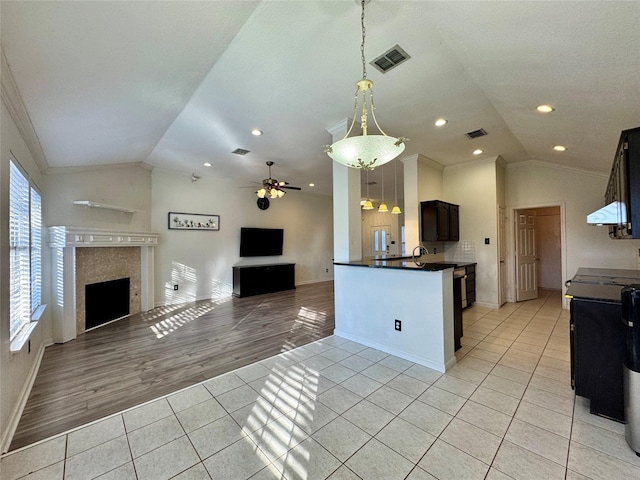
48;227;159;343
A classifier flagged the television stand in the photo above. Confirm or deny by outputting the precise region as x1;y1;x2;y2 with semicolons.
232;263;295;297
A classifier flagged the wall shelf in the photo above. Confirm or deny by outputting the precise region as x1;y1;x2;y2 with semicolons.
73;200;143;214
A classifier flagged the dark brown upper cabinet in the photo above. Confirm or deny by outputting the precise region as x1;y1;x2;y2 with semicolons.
421;200;460;242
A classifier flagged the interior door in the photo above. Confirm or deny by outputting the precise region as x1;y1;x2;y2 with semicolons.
370;225;390;256
516;209;538;301
498;206;507;305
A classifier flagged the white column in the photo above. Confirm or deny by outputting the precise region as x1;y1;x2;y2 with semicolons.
402;154;445;250
329;119;362;262
140;246;154;311
51;246;77;343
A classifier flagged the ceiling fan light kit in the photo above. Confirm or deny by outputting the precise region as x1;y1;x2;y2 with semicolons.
325;0;406;171
255;161;300;207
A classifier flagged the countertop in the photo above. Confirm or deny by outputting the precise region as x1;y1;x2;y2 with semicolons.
333;258;476;272
566;267;640;303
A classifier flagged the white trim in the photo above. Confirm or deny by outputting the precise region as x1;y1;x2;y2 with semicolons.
505;159;608;179
48;226;158;248
72;200;143;214
508;202;568;309
1;342;47;453
9;305;47;352
0;48;49;173
333;329;455;372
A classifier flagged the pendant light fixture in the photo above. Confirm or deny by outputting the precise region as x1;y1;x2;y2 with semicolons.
362;170;374;210
391;160;401;214
324;0;407;170
378;165;388;212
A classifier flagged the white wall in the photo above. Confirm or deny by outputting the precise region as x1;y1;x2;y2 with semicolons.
444;158;500;307
506;162;640;299
334;265;455;372
0;102;53;452
402;154;444;250
45;164;152;230
151;169;334;305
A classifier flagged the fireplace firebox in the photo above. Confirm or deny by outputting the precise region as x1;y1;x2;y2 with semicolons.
85;277;131;329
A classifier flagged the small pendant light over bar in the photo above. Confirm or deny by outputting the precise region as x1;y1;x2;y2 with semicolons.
362;170;374;210
378;165;388;212
324;0;407;170
391;159;401;214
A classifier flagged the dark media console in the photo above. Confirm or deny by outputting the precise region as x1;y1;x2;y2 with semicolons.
232;263;295;297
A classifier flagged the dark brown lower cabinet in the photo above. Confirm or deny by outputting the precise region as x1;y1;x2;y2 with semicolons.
453;275;463;351
232;263;295;297
570;297;625;422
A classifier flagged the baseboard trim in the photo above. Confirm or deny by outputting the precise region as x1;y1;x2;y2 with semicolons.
333;329;449;373
1;342;47;453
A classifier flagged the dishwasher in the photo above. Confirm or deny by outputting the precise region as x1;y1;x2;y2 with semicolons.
454;267;467;308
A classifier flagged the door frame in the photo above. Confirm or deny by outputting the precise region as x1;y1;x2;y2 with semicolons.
508;202;568;308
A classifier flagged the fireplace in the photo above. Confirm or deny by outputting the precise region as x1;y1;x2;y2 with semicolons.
86;277;131;330
49;226;159;343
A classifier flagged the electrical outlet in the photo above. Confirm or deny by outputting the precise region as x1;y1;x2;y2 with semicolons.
326;268;329;273
485;238;490;245
395;319;402;331
173;284;179;291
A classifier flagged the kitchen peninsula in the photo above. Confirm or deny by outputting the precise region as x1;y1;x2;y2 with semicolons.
333;258;456;372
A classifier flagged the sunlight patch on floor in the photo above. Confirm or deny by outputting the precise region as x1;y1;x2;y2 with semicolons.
149;302;215;339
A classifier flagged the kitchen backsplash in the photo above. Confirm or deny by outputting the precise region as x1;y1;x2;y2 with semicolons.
445;241;477;263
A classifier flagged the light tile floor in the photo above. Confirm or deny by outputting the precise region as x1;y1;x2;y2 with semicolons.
3;290;640;479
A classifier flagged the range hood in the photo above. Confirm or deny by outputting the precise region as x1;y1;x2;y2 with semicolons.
587;201;627;226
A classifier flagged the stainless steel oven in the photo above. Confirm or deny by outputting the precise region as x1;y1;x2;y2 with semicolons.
454;267;467;308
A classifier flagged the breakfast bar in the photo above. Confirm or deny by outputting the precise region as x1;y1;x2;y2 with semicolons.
333;259;456;372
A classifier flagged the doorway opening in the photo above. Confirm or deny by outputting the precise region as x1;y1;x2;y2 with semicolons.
514;206;563;302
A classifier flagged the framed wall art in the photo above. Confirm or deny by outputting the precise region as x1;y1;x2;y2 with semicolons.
168;212;220;231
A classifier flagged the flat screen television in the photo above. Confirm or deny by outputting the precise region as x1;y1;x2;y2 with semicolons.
240;227;284;257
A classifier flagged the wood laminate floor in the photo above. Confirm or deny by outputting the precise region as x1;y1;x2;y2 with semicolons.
10;282;335;451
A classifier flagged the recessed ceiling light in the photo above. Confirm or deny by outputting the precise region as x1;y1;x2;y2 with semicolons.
472;149;483;155
553;145;567;152
203;162;212;167
251;129;263;136
309;183;315;187
434;118;448;127
537;104;555;113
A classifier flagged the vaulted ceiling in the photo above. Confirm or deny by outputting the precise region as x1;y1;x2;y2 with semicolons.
2;1;639;199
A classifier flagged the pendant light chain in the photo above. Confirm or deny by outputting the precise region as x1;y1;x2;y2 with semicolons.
360;0;367;80
394;161;398;204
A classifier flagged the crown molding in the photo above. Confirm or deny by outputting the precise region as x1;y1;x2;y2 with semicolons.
1;47;49;173
401;153;444;171
505;159;608;179
444;155;501;171
45;161;152;175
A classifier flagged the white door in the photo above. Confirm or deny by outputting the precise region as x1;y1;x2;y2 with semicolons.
516;209;538;301
498;206;507;305
370;225;390;256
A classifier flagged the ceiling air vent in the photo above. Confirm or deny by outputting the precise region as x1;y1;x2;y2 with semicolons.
371;45;411;73
465;128;488;139
232;148;250;155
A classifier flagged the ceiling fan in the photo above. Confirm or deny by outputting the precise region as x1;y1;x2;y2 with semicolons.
255;161;301;202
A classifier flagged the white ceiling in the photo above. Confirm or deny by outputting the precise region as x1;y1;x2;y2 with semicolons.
2;1;639;200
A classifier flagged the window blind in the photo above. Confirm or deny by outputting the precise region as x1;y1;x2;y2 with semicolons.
9;160;42;341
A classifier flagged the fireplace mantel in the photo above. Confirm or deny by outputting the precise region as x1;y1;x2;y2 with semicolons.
48;226;158;248
48;226;159;343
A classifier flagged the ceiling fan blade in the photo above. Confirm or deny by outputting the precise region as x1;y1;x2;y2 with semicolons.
280;185;301;190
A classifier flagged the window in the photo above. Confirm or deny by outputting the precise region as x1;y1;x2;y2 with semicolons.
9;159;42;343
